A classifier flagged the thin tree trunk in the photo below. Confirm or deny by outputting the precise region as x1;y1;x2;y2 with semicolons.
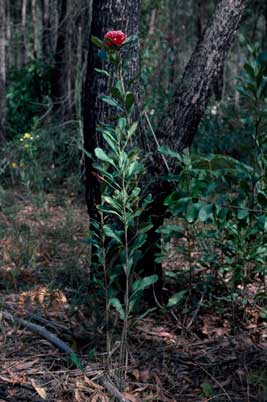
0;0;6;143
6;0;11;68
32;0;38;57
83;0;141;220
42;0;50;60
66;0;73;119
21;0;28;64
50;0;67;117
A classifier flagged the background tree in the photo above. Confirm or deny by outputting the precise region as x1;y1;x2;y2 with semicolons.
0;0;6;143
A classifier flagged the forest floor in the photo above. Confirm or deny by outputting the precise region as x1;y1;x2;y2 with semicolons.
0;187;267;402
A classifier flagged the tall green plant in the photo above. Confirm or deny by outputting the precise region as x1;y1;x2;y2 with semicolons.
88;32;157;379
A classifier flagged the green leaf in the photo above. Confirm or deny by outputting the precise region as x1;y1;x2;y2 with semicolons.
115;80;123;94
201;382;214;397
157;224;184;239
98;206;121;219
167;290;187;308
102;131;117;153
118;117;127;131
121;255;133;275
94;68;110;77
108;51;120;65
169;197;192;215
82;237;98;246
131;233;147;251
126;161;139;178
125;92;135;112
69;352;84;370
123;35;138;46
103;225;122;244
87;347;96;360
237;208;249;220
102;196;122;213
128;122;138;138
93;164;120;187
94;147;116;167
100;95;123;110
244;62;255;79
129;275;158;312
159;146;183;161
118;150;128;169
131;275;158;296
111;87;122;101
91;36;104;49
191;154;253;175
186;202;201;223
257;191;267;208
109;298;125;320
139;223;154;233
198;204;214;222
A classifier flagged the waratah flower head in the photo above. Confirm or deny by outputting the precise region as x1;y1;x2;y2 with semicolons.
104;31;127;47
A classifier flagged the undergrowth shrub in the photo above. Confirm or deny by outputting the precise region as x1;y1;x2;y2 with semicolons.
2;58;82;192
0;122;82;191
6;60;52;138
157;43;267;318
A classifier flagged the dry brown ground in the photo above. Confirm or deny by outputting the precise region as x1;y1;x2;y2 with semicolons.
0;188;267;402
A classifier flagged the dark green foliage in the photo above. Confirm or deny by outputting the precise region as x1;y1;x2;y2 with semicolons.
6;60;52;138
0;122;82;191
158;46;267;311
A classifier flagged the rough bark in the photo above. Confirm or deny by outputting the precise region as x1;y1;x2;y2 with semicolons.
42;0;51;60
5;0;11;68
31;0;39;58
21;0;28;65
50;0;68;118
142;0;249;300
0;0;6;144
83;0;141;219
155;0;248;160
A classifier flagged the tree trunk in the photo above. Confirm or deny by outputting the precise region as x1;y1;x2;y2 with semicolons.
83;0;141;220
142;0;249;300
0;0;6;144
21;0;28;65
50;0;68;118
31;0;39;58
42;0;51;60
156;0;248;158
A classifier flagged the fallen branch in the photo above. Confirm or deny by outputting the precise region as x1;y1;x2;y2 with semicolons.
2;310;131;402
100;376;131;402
2;310;74;355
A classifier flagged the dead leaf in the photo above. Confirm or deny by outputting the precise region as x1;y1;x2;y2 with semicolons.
90;394;108;402
122;392;142;402
15;358;39;371
74;388;83;402
31;379;47;400
139;370;151;382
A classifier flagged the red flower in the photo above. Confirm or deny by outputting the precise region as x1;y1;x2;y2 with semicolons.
104;31;127;47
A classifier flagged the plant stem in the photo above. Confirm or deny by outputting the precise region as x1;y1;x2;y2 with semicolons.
101;212;111;373
119;154;129;383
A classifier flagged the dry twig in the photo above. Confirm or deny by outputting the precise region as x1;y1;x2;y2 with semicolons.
2;310;75;355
